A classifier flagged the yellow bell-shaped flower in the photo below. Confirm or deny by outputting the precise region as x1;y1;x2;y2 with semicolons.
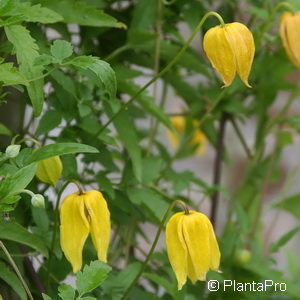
203;22;255;87
167;116;207;155
166;211;220;290
36;156;62;186
60;190;110;273
280;12;300;68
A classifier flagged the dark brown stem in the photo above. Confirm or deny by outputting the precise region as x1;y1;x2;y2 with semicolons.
19;244;45;293
210;113;227;227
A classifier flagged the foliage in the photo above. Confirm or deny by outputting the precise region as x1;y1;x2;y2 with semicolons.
0;0;300;299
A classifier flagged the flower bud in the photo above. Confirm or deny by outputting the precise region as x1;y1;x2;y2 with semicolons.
36;156;63;186
31;194;45;208
5;145;21;158
203;22;255;87
280;12;300;68
234;249;251;266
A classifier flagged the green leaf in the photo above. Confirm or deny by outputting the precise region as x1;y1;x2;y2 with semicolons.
276;193;300;219
35;110;62;136
42;294;52;300
105;100;142;181
70;56;116;99
34;54;54;66
58;284;75;300
26;143;99;164
117;80;172;130
40;0;125;28
76;261;111;296
0;163;36;202
5;25;44;116
51;40;73;62
271;226;300;253
0;261;27;300
0;221;48;256
141;157;162;184
127;187;169;221
0;62;28;85
7;2;63;23
0;123;12;136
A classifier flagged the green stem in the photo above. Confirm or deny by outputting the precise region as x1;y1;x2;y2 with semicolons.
46;180;84;288
256;1;295;44
0;240;34;300
121;199;189;299
230;117;253;159
27;67;56;83
94;11;225;138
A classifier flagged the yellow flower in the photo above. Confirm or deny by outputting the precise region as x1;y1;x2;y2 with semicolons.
167;116;207;155
280;12;300;68
166;211;220;290
203;22;255;87
36;156;62;186
60;190;110;272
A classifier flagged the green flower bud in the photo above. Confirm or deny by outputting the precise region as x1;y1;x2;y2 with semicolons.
5;145;21;158
31;194;45;208
234;249;251;266
36;156;63;186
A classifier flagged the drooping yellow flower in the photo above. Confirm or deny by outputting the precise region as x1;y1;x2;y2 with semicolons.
280;12;300;68
36;156;62;186
167;116;207;155
60;190;110;273
166;211;220;290
203;22;255;87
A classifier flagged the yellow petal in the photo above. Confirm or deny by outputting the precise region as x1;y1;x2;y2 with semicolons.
36;156;63;186
181;211;210;282
224;22;255;87
83;190;110;263
203;25;236;87
191;120;207;155
60;192;90;272
280;12;300;68
166;212;187;290
205;216;221;270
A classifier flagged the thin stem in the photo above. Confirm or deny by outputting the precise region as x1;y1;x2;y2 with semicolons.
121;199;189;299
230;117;253;159
46;180;84;288
0;240;34;300
210;113;227;227
27;67;56;83
94;11;225;138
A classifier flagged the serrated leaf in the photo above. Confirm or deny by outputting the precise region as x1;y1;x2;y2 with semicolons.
34;54;54;66
5;25;44;116
7;2;63;23
271;226;300;253
0;163;36;202
35;110;62;136
76;261;111;296
25;143;99;164
51;40;73;62
0;62;28;85
70;56;116;99
0;221;48;256
0;261;27;300
58;284;75;300
40;0;125;28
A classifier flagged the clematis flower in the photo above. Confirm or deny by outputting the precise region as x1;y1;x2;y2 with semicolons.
60;190;110;272
166;210;220;290
280;12;300;68
203;22;255;87
167;116;207;155
36;156;62;186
